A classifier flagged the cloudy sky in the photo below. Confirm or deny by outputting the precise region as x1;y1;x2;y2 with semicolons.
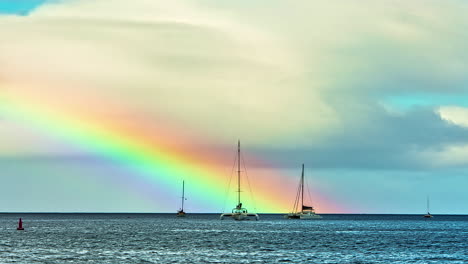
1;0;468;214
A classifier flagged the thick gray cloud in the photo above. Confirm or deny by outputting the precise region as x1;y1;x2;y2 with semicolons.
252;106;468;169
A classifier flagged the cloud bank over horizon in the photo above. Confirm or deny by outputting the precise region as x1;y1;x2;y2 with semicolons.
1;0;468;213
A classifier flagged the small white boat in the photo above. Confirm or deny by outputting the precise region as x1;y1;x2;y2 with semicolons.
285;164;321;220
220;203;259;221
299;210;322;220
220;141;259;221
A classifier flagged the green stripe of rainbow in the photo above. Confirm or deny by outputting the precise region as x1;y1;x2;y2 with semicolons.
2;92;343;213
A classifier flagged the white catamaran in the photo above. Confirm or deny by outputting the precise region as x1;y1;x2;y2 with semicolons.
220;140;259;221
176;180;186;217
285;164;321;220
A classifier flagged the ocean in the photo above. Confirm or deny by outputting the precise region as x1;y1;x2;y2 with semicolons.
1;214;467;263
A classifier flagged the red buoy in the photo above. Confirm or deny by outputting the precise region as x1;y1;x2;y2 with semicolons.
17;218;24;230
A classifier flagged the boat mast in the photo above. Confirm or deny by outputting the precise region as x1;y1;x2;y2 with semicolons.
426;196;430;214
237;140;241;206
301;164;304;213
181;180;185;211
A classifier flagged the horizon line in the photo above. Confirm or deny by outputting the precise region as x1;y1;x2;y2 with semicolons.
0;212;467;216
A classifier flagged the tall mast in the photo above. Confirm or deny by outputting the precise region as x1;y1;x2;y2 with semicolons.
426;196;430;214
301;164;304;213
181;180;185;211
237;140;241;206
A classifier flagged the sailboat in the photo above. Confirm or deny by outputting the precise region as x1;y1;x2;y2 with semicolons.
220;140;259;221
285;164;321;220
176;180;186;217
423;196;433;218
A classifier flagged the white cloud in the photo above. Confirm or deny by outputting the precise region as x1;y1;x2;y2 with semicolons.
0;0;337;149
438;106;468;128
1;0;468;157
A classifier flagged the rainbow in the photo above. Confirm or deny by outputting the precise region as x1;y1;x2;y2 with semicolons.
1;89;343;213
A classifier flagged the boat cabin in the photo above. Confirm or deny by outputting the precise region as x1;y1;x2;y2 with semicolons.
233;203;248;213
233;208;248;214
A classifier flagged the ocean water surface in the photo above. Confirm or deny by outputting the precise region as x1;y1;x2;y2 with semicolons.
0;214;467;263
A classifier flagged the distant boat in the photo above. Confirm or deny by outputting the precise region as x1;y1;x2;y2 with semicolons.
423;196;433;218
17;218;24;230
220;140;259;221
177;180;186;217
285;164;321;220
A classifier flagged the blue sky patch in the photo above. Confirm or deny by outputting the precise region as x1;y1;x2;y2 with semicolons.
0;0;50;15
384;93;468;110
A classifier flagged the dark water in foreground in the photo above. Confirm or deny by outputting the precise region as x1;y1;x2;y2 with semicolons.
0;214;467;263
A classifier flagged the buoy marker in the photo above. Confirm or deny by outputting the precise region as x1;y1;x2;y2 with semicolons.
17;218;24;230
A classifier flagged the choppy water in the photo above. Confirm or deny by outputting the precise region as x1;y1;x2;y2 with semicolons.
0;214;467;263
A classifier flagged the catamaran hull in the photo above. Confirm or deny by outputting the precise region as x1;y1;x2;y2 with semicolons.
284;214;300;219
285;213;322;220
300;214;322;220
220;213;259;221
